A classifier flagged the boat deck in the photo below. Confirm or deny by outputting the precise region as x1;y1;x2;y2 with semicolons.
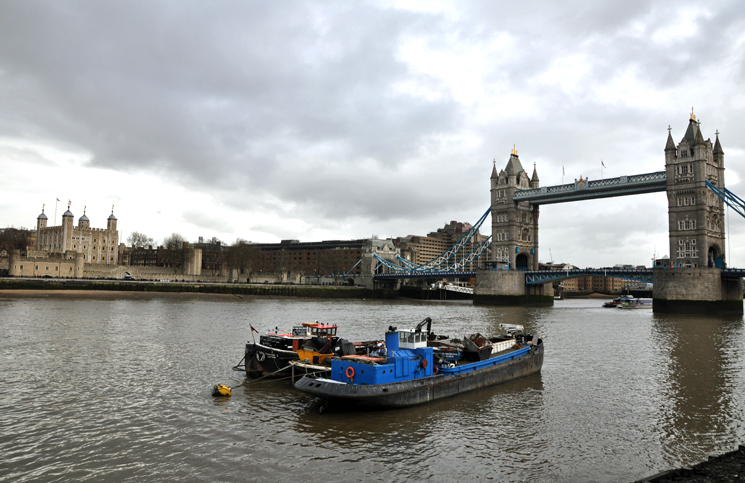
289;360;331;381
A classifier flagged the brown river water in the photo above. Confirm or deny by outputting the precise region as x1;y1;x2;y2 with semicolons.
1;295;743;482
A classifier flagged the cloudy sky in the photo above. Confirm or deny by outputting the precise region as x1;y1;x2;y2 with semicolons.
1;1;744;268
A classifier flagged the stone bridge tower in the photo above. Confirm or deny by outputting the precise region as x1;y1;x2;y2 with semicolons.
665;110;726;268
490;147;540;270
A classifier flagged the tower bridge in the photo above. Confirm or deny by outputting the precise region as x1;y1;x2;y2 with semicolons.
475;110;742;313
372;110;742;313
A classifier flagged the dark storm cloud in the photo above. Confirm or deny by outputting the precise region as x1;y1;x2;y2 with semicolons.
1;1;744;265
0;2;457;168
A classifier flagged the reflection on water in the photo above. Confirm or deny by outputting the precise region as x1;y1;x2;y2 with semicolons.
651;313;745;467
0;296;743;482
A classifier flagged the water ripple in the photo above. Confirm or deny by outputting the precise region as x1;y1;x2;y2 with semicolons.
1;297;744;482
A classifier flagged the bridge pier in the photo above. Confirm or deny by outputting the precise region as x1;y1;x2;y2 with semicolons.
653;268;743;315
473;269;553;306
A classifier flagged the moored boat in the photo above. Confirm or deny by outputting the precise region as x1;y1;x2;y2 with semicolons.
294;318;543;409
243;322;380;378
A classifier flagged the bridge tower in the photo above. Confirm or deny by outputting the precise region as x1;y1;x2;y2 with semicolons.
655;110;740;314
475;147;552;306
664;109;726;268
490;147;540;270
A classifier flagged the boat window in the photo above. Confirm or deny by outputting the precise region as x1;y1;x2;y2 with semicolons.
399;332;407;343
408;333;415;344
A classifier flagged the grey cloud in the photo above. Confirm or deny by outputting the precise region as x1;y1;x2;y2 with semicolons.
2;1;744;266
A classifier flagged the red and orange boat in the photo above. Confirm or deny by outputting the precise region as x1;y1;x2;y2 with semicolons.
241;321;380;378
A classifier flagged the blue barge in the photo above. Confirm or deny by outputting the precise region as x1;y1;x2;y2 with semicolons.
294;319;543;409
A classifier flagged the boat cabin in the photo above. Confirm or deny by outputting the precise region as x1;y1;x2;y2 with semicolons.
397;329;428;350
260;322;338;351
327;326;434;386
302;322;338;338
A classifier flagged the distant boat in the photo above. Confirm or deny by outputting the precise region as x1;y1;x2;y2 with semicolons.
617;298;652;309
602;296;636;308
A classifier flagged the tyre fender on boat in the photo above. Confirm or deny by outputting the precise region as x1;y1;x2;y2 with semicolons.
346;366;355;379
434;366;438;375
420;359;428;369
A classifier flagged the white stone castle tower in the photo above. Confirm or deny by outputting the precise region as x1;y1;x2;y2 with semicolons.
35;201;119;265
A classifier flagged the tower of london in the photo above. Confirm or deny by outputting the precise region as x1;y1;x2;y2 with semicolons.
35;202;119;265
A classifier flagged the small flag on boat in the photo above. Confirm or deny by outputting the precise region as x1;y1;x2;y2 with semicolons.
562;166;565;175
250;324;258;333
601;160;606;168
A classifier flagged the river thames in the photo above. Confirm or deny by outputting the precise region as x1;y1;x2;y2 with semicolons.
1;294;743;482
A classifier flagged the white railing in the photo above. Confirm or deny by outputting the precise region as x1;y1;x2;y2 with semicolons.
442;284;474;294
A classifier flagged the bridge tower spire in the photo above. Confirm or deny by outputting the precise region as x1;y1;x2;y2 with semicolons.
490;147;539;270
665;112;726;268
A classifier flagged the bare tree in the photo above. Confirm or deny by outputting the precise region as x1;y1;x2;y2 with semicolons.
161;233;187;272
224;239;260;279
163;233;186;250
127;231;154;248
0;227;31;261
200;237;224;276
319;252;346;285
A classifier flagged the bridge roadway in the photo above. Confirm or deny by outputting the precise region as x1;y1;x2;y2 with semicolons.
375;268;745;284
513;171;667;204
374;271;476;280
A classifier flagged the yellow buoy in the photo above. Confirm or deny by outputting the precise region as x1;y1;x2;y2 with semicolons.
212;383;232;397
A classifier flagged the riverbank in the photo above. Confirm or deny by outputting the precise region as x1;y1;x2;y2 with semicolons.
0;278;397;299
635;445;745;482
0;289;245;300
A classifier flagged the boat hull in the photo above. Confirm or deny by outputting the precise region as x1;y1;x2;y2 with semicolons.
295;343;543;408
245;343;300;378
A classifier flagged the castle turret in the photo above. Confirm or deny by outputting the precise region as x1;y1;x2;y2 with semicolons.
107;205;117;232
37;205;48;230
61;201;74;253
8;249;20;277
664;126;677;164
713;131;724;166
78;206;90;229
74;253;85;278
36;205;48;251
530;163;540;189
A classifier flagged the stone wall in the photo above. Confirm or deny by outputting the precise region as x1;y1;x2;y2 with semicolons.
473;269;553;306
653;268;733;300
475;269;525;295
7;251;79;278
84;264;226;282
653;267;743;314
